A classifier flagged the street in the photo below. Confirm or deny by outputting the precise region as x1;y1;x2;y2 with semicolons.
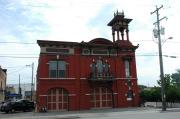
1;107;180;119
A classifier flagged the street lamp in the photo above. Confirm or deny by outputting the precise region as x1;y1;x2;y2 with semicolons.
162;37;173;46
164;55;177;58
26;62;34;101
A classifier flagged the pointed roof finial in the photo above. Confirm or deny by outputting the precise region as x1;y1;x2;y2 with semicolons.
113;9;125;17
122;10;124;15
116;9;119;15
114;9;118;17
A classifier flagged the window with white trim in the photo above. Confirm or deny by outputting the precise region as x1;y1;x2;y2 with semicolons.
125;60;130;77
127;90;133;99
49;61;67;78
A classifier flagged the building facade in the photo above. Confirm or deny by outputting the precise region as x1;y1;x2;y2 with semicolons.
36;12;139;111
0;66;7;102
6;83;33;100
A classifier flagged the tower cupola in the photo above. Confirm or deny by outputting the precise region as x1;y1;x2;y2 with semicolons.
108;11;132;42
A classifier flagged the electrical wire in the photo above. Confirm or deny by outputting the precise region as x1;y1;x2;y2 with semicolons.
0;42;36;44
0;54;178;58
0;40;180;44
7;66;27;74
0;56;38;58
5;65;29;68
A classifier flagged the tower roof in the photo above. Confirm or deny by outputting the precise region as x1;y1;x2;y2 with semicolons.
107;11;132;26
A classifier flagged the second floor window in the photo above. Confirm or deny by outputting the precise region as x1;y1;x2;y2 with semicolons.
125;60;130;77
49;61;67;78
96;59;103;74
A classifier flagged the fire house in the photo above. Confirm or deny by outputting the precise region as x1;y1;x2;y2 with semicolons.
36;11;139;111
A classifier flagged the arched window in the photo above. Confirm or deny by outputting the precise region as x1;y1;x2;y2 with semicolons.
49;61;67;78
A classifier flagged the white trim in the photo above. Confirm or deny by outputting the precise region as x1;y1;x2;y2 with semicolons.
40;77;136;80
113;93;118;95
39;95;48;97
39;77;76;80
80;78;87;80
115;77;137;80
127;98;132;101
68;94;76;96
115;78;122;79
85;93;91;96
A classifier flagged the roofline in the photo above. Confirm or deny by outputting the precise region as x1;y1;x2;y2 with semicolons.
37;40;79;46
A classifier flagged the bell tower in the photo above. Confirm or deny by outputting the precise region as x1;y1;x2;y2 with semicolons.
108;11;132;42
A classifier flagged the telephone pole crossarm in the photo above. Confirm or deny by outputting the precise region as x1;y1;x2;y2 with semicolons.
151;5;163;15
153;16;168;25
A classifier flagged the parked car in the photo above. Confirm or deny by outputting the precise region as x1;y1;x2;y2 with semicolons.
0;101;5;110
0;99;35;113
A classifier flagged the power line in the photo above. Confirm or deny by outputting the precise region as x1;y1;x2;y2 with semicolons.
1;40;180;44
0;42;36;44
5;65;29;68
134;40;180;43
7;66;27;74
0;54;178;58
0;54;39;55
0;56;38;58
132;40;154;42
166;41;180;44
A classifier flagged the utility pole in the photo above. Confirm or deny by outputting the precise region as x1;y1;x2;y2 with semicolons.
31;62;34;101
151;5;167;111
26;62;34;101
19;74;22;99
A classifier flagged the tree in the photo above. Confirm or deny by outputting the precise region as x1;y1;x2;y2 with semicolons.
166;86;180;103
171;69;180;88
157;74;172;90
140;90;151;102
150;87;161;102
140;87;161;102
138;85;147;90
157;73;180;103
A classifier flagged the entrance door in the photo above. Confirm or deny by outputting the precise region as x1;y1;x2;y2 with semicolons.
91;87;113;108
47;88;68;111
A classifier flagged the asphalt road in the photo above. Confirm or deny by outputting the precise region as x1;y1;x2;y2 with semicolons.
1;107;180;119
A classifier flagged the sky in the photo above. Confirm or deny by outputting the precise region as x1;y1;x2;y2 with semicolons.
0;0;180;87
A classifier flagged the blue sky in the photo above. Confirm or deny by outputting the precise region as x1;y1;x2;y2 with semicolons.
0;0;180;87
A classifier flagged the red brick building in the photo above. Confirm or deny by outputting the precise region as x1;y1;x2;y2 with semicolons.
36;12;139;111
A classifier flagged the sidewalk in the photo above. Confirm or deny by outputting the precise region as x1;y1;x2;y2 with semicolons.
2;107;180;119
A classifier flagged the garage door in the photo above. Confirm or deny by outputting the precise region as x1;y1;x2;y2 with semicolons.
91;87;113;108
47;88;68;111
